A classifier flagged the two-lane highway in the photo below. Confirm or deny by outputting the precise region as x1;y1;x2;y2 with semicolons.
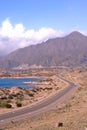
0;77;77;124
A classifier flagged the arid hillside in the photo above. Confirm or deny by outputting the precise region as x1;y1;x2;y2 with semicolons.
0;31;87;69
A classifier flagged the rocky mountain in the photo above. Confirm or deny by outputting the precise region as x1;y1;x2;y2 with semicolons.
0;31;87;69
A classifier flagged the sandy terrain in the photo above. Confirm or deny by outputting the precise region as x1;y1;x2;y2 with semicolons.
0;75;67;114
0;67;87;130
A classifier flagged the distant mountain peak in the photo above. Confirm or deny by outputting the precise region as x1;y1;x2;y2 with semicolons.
68;31;85;37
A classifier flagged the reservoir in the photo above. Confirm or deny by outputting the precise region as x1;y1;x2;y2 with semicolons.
0;77;40;88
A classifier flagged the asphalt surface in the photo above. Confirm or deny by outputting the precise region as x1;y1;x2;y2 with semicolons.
0;77;76;124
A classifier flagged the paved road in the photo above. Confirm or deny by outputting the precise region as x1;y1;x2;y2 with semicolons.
0;77;76;123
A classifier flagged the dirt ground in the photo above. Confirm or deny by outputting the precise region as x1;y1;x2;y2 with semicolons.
0;75;67;114
0;67;87;130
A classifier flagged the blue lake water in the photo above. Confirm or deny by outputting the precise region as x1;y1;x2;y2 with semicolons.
0;77;41;88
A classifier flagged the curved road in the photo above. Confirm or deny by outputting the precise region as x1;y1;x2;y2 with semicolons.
0;77;77;124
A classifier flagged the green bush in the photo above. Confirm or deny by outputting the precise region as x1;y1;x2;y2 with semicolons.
8;94;14;99
29;93;34;97
0;96;7;100
3;103;12;108
16;101;22;107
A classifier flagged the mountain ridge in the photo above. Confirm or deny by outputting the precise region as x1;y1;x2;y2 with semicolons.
0;31;87;69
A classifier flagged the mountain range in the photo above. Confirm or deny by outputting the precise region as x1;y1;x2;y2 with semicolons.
0;31;87;69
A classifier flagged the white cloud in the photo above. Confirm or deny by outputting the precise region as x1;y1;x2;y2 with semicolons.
0;18;25;38
0;18;65;56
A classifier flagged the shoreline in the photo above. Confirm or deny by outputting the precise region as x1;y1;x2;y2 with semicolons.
0;75;68;114
0;76;43;79
0;76;43;88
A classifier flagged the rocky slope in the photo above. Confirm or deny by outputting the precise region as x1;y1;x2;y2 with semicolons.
0;31;87;69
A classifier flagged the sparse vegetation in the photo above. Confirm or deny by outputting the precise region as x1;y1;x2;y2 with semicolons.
0;68;87;130
3;103;12;108
16;101;22;107
65;102;72;108
8;94;14;99
28;93;34;97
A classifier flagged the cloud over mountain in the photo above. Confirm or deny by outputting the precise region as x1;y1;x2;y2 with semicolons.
0;31;87;69
0;18;65;56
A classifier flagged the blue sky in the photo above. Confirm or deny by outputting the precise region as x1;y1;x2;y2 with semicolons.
0;0;87;31
0;0;87;55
